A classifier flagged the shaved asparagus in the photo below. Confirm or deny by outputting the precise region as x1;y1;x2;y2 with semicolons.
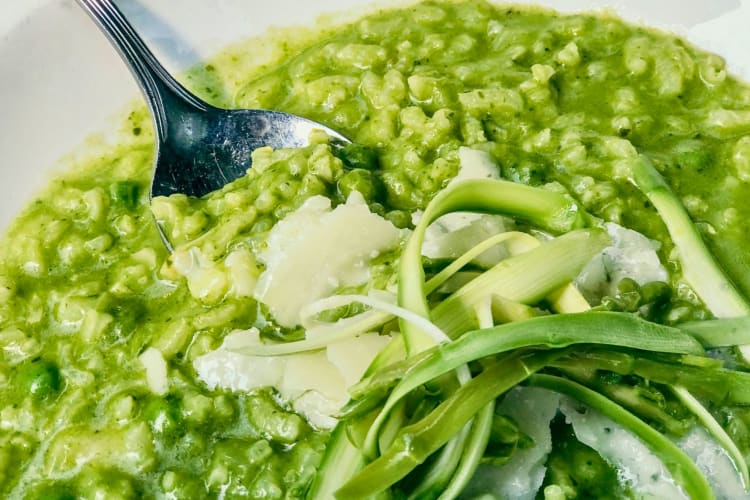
671;385;749;489
309;164;750;498
346;177;599;492
549;350;750;405
336;351;558;499
399;178;591;354
354;312;704;462
233;231;561;357
308;321;406;499
431;229;609;336
630;155;750;361
308;424;368;499
437;401;495;500
680;316;750;348
424;231;539;295
415;296;498;498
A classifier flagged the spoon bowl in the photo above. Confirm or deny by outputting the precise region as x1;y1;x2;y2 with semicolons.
76;0;349;247
150;107;347;199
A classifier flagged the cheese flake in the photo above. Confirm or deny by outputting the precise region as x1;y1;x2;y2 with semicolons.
193;328;390;429
254;192;400;327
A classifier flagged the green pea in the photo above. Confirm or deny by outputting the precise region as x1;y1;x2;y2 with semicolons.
482;414;533;465
110;181;141;211
640;281;672;305
490;414;527;445
620;292;642;312
616;277;640;295
544;416;623;498
17;359;62;401
337;169;386;203
331;142;380;171
102;296;147;342
143;396;181;436
385;209;413;229
161;470;205;498
676;148;712;173
600;295;632;313
572;446;610;486
246;392;309;444
33;488;76;500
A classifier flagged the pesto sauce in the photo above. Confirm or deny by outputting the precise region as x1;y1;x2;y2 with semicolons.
2;0;750;498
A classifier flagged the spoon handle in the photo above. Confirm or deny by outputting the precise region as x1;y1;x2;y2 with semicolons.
76;0;209;138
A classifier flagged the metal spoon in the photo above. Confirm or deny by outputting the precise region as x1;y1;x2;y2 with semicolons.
76;0;348;247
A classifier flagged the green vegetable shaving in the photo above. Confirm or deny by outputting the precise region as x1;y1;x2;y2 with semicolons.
312;172;750;499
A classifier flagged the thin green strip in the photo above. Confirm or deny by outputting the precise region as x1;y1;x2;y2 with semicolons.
680;316;750;347
671;385;749;490
630;155;750;361
399;178;591;354
358;311;703;461
336;351;555;499
431;228;609;337
424;231;538;295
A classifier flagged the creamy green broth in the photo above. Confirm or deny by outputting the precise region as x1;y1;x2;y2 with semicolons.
3;1;750;497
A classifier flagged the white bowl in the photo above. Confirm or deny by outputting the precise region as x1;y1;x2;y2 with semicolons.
1;0;748;231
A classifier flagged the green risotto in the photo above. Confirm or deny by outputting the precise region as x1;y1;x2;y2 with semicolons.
3;1;750;498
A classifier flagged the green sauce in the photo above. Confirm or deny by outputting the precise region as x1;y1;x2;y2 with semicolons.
2;1;750;497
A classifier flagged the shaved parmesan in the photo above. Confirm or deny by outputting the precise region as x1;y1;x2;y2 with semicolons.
280;350;347;402
254;192;400;327
576;222;668;301
327;332;392;387
193;330;285;392
678;426;748;500
463;387;560;500
193;328;390;429
455;147;502;183
559;396;687;499
292;391;342;430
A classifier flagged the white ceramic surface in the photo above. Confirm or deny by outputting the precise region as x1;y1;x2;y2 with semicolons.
1;0;749;232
